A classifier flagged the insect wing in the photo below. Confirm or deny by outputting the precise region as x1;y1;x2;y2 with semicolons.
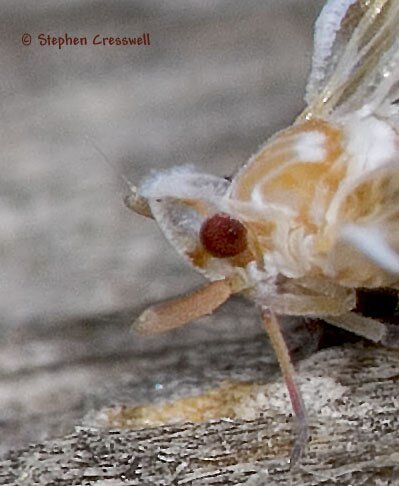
334;162;399;284
303;0;399;120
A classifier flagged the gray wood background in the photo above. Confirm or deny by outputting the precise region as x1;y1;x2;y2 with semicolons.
2;344;399;484
1;0;320;327
5;1;398;485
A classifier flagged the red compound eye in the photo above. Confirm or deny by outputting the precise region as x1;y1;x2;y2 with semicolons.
200;212;248;258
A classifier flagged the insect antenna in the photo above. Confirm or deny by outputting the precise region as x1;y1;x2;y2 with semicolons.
86;136;153;219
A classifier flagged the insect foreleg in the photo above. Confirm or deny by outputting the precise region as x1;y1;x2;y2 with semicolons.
133;279;236;335
261;308;308;467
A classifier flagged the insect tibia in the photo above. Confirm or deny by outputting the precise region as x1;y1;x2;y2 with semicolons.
261;309;308;466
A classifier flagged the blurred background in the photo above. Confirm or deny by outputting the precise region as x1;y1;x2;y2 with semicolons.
0;0;323;454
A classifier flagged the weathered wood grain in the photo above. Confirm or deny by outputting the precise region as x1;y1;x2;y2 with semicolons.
2;343;399;485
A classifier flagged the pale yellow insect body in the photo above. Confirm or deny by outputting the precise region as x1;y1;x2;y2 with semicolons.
127;0;399;465
228;115;399;290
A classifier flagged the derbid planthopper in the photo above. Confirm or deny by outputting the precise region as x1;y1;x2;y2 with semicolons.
125;0;399;465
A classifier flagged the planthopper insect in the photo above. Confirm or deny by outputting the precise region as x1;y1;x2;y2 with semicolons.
125;0;399;465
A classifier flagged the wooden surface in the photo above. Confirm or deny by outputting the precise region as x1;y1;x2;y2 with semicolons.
8;1;398;485
2;343;399;485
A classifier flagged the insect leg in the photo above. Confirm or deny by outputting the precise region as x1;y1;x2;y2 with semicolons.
133;279;234;335
324;312;399;348
261;308;308;467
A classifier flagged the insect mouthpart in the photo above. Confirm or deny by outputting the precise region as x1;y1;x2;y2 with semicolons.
199;212;248;258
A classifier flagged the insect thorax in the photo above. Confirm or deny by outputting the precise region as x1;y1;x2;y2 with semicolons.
227;116;398;288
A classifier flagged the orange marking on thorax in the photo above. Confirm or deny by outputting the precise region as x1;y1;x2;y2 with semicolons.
181;199;211;216
187;246;210;268
187;239;258;271
232;119;346;228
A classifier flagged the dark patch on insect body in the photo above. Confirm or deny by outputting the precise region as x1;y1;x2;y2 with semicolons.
355;287;398;318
